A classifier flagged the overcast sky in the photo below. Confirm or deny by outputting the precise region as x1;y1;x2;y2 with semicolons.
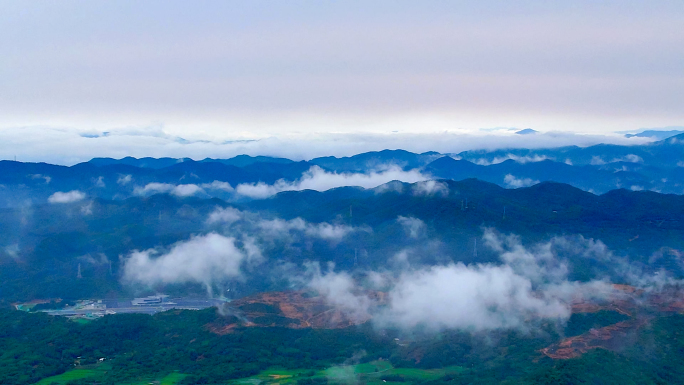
1;1;682;163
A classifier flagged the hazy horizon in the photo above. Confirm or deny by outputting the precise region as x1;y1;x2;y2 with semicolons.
1;1;683;164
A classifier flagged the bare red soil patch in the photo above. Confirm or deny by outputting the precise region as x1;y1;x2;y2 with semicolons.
206;290;383;334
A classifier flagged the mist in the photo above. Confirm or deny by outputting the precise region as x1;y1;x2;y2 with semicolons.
235;165;430;199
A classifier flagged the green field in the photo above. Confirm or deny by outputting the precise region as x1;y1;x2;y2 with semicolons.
35;368;98;385
34;364;187;385
233;360;464;385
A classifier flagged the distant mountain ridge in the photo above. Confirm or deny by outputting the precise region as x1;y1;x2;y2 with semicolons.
0;135;680;208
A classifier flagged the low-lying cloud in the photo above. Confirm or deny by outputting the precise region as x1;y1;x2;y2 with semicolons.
48;190;86;203
205;206;362;243
474;154;551;166
258;218;356;241
397;216;426;239
503;174;539;188
305;262;373;322
117;174;132;185
122;233;262;294
122;208;366;294
235;166;430;199
134;182;204;197
304;229;634;332
134;180;234;197
412;180;449;197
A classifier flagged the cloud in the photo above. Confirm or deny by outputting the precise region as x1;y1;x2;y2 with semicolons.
475;154;551;165
205;207;362;244
4;244;20;260
304;262;373;322
29;174;51;184
122;233;262;293
135;180;235;198
48;190;86;203
380;263;570;331
611;154;643;163
206;207;242;225
257;217;356;242
94;176;105;188
236;165;430;199
373;180;406;194
590;156;606;165
80;201;93;215
200;181;234;192
303;229;630;332
503;174;539;188
134;182;204;197
117;174;133;185
397;216;426;239
412;180;449;197
0;125;654;166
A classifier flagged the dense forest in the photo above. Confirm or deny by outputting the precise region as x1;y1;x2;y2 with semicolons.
2;305;684;385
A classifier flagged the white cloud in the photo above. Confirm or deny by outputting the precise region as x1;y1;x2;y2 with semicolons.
474;154;551;166
173;184;204;197
200;180;234;192
503;174;539;188
122;233;262;293
257;217;355;241
373;180;405;194
206;207;243;225
48;190;86;203
397;216;426;239
305;262;373;322
412;180;449;197
630;185;644;191
0;125;653;167
590;156;606;165
94;176;105;188
80;201;93;215
305;229;627;332
380;263;570;331
117;174;132;185
4;244;20;260
235;182;278;199
29;174;51;184
135;180;234;197
611;154;643;163
134;182;204;197
236;165;430;199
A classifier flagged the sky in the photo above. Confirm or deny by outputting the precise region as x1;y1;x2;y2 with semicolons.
1;1;683;164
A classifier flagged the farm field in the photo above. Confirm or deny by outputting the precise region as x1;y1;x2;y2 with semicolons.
33;364;187;385
232;360;464;384
34;368;99;385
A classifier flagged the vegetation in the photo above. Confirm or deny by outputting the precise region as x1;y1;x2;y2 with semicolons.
2;306;684;385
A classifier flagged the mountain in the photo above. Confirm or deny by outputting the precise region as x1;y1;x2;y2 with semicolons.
456;133;684;168
309;149;441;172
625;129;684;140
2;179;683;302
